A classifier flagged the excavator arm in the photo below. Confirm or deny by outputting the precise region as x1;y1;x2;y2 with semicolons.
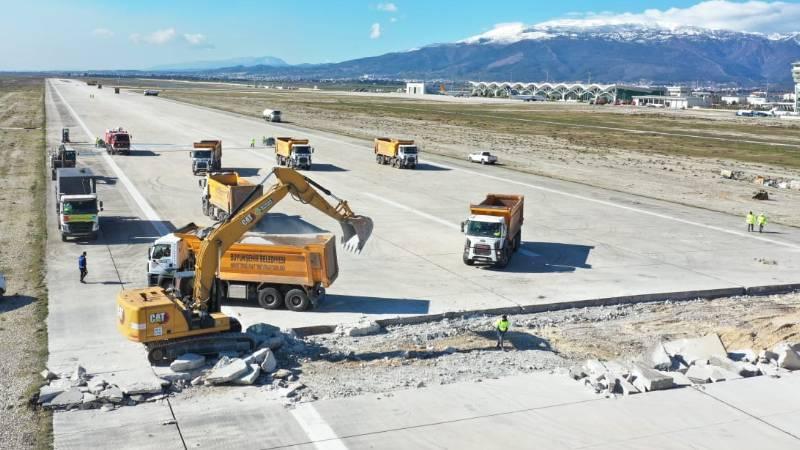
191;167;372;310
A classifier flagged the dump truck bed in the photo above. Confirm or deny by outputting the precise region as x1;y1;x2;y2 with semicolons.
207;172;263;214
275;137;310;157
469;194;524;240
374;137;415;157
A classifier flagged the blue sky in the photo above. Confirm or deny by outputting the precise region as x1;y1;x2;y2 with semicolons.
3;0;800;70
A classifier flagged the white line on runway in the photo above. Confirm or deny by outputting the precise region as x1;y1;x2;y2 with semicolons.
48;80;169;236
289;403;349;450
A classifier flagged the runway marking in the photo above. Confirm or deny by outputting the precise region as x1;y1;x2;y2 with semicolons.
289;403;349;450
48;80;169;236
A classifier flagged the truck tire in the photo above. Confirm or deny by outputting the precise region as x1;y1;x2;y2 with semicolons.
376;154;382;164
496;247;510;268
51;170;56;181
514;232;521;251
61;233;67;242
463;256;474;266
481;160;486;165
284;288;310;311
257;287;283;309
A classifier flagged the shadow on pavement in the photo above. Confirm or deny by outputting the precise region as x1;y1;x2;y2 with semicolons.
317;294;430;315
414;163;451;171
494;242;594;274
225;167;262;177
125;150;160;157
0;294;37;314
311;163;347;172
475;330;552;351
79;217;174;246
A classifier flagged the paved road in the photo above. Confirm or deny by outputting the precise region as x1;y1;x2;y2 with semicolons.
44;79;800;449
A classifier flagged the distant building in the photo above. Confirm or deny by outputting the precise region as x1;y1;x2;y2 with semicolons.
666;86;691;97
747;95;768;106
405;82;426;96
468;81;655;102
632;95;710;109
721;96;746;105
793;61;800;112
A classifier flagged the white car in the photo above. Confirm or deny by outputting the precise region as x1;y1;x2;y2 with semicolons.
0;273;5;297
468;151;498;165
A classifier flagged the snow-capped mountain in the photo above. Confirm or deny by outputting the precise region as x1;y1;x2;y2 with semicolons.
218;24;800;84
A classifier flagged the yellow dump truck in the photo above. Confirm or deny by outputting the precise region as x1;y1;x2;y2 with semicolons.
200;172;263;221
461;194;524;268
275;137;313;170
374;137;419;169
146;223;338;311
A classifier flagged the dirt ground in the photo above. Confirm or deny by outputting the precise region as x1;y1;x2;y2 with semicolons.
279;292;800;401
159;87;800;227
0;77;50;448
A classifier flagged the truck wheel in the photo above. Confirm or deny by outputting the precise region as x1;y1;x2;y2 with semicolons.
257;287;283;309
376;154;381;164
284;288;310;311
514;232;521;251
463;256;474;266
61;233;67;242
51;170;56;181
496;247;510;268
481;160;486;165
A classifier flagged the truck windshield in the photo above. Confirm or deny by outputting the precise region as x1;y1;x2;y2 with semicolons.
293;146;311;154
62;200;97;215
467;221;501;238
65;152;76;161
192;150;212;158
115;135;129;144
401;146;418;154
151;244;171;259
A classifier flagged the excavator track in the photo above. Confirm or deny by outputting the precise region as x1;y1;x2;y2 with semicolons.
146;331;255;365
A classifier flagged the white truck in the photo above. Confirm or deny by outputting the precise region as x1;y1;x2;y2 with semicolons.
461;194;524;268
468;151;498;165
263;109;282;122
55;168;103;241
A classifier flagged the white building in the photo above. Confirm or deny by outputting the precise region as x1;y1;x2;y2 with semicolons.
747;96;768;106
666;86;691;97
793;61;800;113
405;82;426;96
632;95;710;109
721;95;746;105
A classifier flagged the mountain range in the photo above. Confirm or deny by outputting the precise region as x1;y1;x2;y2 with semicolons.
166;24;800;85
150;55;288;72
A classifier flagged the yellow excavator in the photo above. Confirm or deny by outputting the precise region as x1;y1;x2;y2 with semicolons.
116;167;373;364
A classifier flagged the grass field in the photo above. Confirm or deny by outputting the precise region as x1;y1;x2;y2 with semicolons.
0;77;51;448
140;83;800;169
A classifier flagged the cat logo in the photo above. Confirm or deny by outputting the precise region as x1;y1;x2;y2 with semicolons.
240;213;254;226
149;312;169;324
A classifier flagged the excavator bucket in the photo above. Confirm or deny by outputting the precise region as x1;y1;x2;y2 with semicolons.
340;215;373;254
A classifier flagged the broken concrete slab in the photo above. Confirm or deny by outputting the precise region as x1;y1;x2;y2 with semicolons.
736;362;761;377
47;388;84;409
70;365;87;382
663;370;693;387
246;322;282;337
232;364;261;385
663;334;727;365
773;343;800;370
82;393;97;405
336;320;381;337
170;353;205;372
686;365;714;384
38;385;65;404
243;348;269;365
758;349;779;363
99;386;124;403
568;366;585;380
709;366;742;383
614;376;640;395
159;371;193;383
260;350;278;373
119;379;166;395
582;359;608;377
87;377;107;395
206;358;250;384
40;369;57;381
728;349;756;363
644;342;674;371
631;363;673;392
272;369;292;380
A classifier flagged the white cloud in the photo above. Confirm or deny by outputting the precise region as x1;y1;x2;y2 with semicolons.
537;1;800;33
130;28;176;45
92;28;114;38
377;2;398;12
183;33;210;47
370;23;382;39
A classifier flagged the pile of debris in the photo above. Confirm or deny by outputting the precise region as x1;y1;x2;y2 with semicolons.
569;334;800;396
37;323;306;411
719;169;800;191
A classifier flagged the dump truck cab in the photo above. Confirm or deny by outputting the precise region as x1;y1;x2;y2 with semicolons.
275;137;313;170
190;140;222;175
147;233;190;286
58;194;102;241
462;194;523;268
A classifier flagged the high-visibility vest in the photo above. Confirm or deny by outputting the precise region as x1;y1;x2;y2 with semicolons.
757;215;767;225
746;214;755;224
496;319;509;332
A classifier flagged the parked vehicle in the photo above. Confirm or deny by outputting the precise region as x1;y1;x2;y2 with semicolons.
0;273;5;297
55;168;103;241
199;172;263;221
262;109;282;122
103;128;131;155
274;137;313;170
468;151;497;165
144;90;160;96
49;144;77;180
146;224;338;311
114;87;120;94
61;127;70;143
736;110;755;117
461;194;524;268
374;137;418;169
190;140;222;175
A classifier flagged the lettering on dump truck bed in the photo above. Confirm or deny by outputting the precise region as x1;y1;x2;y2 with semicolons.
229;253;288;272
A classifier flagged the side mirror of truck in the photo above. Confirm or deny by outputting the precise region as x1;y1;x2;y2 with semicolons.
99;201;104;211
311;147;315;154
198;179;206;188
147;247;152;260
460;221;465;233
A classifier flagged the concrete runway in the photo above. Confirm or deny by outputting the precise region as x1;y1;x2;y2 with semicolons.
44;79;800;448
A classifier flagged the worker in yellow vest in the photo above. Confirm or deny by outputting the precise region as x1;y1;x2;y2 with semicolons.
495;315;510;350
757;213;767;233
746;211;755;232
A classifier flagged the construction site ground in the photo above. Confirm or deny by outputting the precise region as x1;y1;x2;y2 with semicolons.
40;79;800;448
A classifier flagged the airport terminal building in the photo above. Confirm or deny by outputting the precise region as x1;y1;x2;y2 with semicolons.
468;81;656;103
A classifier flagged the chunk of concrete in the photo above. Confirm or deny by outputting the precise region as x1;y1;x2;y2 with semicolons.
663;334;727;365
773;343;800;370
47;389;84;409
232;364;261;385
40;369;58;381
272;369;292;380
568;366;585;380
644;342;675;371
663;370;693;387
260;350;278;373
708;356;740;373
614;376;640;395
686;365;714;384
756;362;785;377
82;393;97;405
191;376;204;386
87;377;107;395
170;353;205;372
206;358;250;384
582;359;607;376
630;363;673;392
247;322;282;337
99;386;124;403
38;385;65;404
758;349;778;363
337;320;381;337
70;365;88;382
120;379;166;395
159;371;192;383
736;362;760;377
709;366;742;382
243;348;269;365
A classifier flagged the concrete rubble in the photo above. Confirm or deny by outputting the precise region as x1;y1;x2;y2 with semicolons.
170;353;205;372
335;319;382;337
569;334;800;397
